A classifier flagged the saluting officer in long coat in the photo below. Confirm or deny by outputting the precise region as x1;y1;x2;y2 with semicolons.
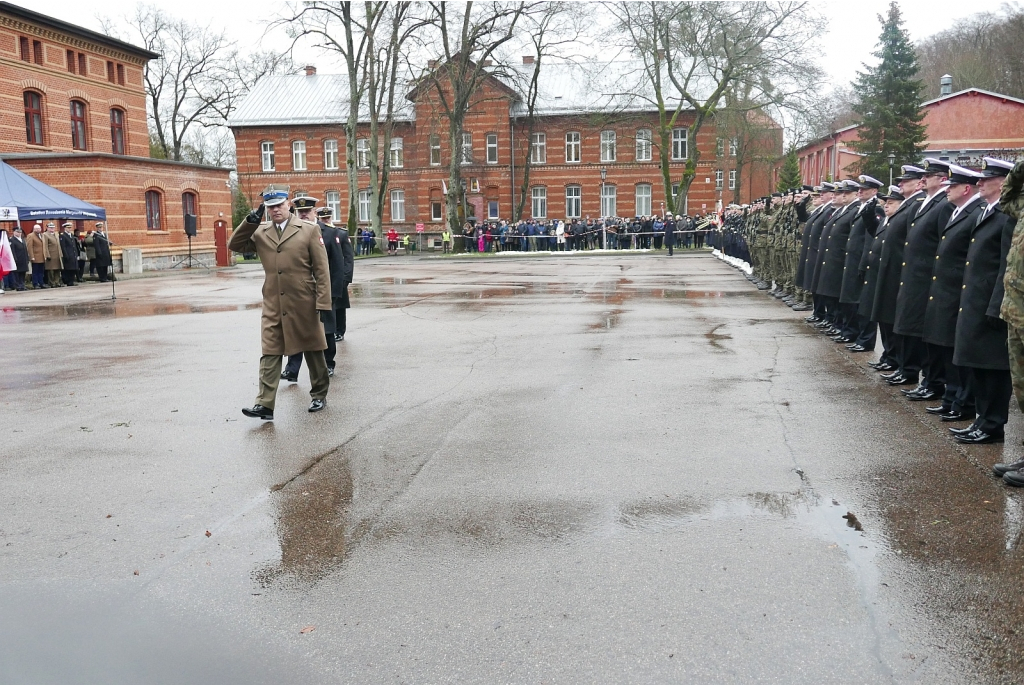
229;185;332;420
840;175;884;351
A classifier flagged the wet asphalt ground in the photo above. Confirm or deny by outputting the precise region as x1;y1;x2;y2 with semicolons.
2;251;1023;684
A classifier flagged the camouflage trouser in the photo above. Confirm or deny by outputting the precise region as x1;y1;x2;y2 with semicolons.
1008;325;1024;413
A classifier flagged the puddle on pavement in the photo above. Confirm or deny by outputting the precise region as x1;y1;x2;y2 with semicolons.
3;300;261;321
704;323;733;351
587;308;625;331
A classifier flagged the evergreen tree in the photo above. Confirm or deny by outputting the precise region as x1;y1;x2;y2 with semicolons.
850;1;927;179
777;145;801;192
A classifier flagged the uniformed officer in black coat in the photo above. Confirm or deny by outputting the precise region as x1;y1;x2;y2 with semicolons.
949;158;1016;443
889;159;955;388
282;197;346;380
321;206;354;341
840;175;884;351
8;227;28;290
869;167;927;373
91;223;112;282
912;165;985;418
860;187;903;365
816;181;861;340
59;222;79;286
802;183;837;323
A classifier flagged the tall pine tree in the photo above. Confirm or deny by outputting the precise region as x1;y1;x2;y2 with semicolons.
851;1;927;179
777;144;801;192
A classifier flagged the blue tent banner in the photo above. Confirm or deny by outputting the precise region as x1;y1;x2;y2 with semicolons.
0;160;106;221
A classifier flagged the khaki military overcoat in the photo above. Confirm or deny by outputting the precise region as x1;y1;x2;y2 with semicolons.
42;231;62;270
26;232;46;263
229;214;331;356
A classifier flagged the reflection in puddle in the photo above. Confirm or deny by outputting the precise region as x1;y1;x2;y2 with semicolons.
587;308;625;331
6;300;262;321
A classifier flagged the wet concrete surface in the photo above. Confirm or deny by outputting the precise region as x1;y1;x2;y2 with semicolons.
2;254;1023;682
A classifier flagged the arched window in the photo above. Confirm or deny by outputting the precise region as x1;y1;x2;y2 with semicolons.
110;109;125;155
70;100;88;151
182;191;197;224
145;189;163;231
25;91;43;145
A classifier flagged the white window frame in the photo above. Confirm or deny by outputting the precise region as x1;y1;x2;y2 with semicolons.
531;186;547;219
429;134;441;166
461;132;473;164
672;128;688;161
430;200;443;222
716;138;725;156
323;139;338;171
357;189;371;222
488;200;499;220
390;188;405;221
635;129;652;162
635;184;652;216
565;131;580;163
600;184;616;217
261;141;275;172
729;137;738;156
715;169;724;189
486;133;498;164
389;138;404;168
356;139;370;168
292;140;307;171
728;169;736;190
600;130;616;163
531;132;547;164
565;185;581;218
325;190;341;222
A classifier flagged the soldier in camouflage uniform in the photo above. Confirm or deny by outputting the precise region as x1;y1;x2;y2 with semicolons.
996;161;1024;484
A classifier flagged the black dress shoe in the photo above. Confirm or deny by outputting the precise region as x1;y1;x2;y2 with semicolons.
992;458;1024;477
334;333;344;341
242;404;274;420
907;389;939;401
925;404;952;415
848;344;867;352
805;316;820;323
876;364;896;371
902;384;927;395
949;424;977;436
880;370;901;379
888;375;918;386
867;361;884;369
281;372;298;382
940;411;972;422
954;428;1004;445
327;366;335;377
308;399;326;413
1004;470;1024;487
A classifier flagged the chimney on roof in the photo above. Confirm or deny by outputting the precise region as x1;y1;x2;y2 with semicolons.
940;74;952;96
482;59;492;67
522;55;535;65
305;65;317;76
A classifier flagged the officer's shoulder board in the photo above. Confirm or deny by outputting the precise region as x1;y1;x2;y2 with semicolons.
915;197;925;202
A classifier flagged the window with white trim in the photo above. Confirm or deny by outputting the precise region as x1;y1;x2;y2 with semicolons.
600;130;616;162
356;139;370;168
431;201;443;221
326;190;341;221
715;169;723;189
486;133;498;164
672;128;687;160
635;184;652;216
728;169;736;190
729;137;738;156
323;139;338;170
635;129;652;162
389;138;404;168
357;189;371;222
261;141;275;172
716;138;725;156
461;132;472;164
565;131;580;163
429;134;441;165
531;186;547;219
292;140;307;171
565;185;581;218
531;132;546;164
390;189;405;221
488;201;499;220
600;184;616;217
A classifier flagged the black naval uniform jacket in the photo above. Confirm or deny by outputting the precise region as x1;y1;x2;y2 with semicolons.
858;217;888;320
796;203;825;289
953;204;1014;370
893;192;955;337
870;192;926;325
317;221;347;334
817;201;860;299
921;196;985;348
802;204;835;292
810;204;843;293
793;196;814;287
840;199;882;304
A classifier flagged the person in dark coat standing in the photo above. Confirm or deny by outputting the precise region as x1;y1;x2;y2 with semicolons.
912;165;985;421
840;175;884;351
816;181;860;341
859;187;903;364
282;199;345;381
59;222;79;287
949;159;1015;443
869;167;927;374
888;159;954;389
90;223;113;282
327;206;355;341
665;215;676;256
802;183;837;323
8;227;28;291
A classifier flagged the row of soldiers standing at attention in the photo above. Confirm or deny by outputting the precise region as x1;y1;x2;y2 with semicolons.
724;158;1024;486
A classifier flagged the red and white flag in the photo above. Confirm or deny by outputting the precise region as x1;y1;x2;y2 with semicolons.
0;230;16;279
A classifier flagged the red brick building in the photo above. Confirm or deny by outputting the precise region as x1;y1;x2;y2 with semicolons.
1;2;231;270
796;88;1024;185
229;61;781;232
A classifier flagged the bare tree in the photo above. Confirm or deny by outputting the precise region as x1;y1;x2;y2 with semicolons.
607;1;824;214
414;1;537;233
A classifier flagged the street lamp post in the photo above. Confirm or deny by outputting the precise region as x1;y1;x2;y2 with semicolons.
600;167;608;250
887;153;896;186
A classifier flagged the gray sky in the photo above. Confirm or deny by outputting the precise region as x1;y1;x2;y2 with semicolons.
28;0;1013;91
